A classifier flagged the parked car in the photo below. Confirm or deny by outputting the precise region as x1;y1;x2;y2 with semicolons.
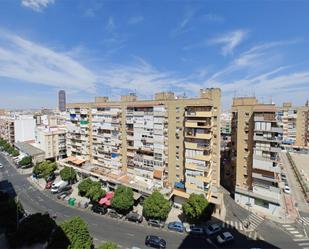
186;225;205;235
284;185;291;194
145;235;166;249
51;181;69;193
108;209;123;219
0;163;3;169
92;204;107;215
148;219;165;228
57;192;69;200
45;181;53;189
167;221;184;233
216;232;234;244
281;173;287;182
126;212;143;223
205;223;222;236
46;173;56;182
58;185;72;193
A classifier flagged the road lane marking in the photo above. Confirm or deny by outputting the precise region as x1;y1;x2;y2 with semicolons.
127;233;134;236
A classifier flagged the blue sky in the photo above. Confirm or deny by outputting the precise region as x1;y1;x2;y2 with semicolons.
0;0;308;109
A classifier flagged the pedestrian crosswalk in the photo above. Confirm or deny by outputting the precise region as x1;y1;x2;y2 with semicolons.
282;224;306;239
221;220;244;231
242;213;264;231
298;217;309;226
293;238;309;249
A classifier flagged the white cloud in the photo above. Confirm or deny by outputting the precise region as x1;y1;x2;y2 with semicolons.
21;0;55;12
171;8;196;37
209;30;248;56
97;57;190;98
128;16;144;25
0;31;97;92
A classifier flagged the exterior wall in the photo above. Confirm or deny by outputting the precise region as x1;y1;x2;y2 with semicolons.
235;192;281;216
35;126;67;160
14;116;36;142
65;88;221;203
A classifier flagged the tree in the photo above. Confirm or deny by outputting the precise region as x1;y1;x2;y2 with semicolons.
19;156;32;166
11;213;56;248
86;181;106;202
99;241;118;249
78;178;93;196
60;166;76;183
111;185;134;214
33;161;57;179
182;193;210;223
143;191;171;221
11;149;20;157
48;216;92;249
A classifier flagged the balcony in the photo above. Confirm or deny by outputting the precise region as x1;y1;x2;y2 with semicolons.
185;121;211;129
252;172;277;183
185;133;212;139
196;171;212;183
253;135;281;143
185;182;202;192
185;142;210;151
187;154;211;161
185;111;212;118
252;157;280;173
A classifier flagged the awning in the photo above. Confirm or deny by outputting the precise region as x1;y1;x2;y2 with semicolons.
172;189;190;199
153;170;162;180
67;156;86;166
98;192;114;205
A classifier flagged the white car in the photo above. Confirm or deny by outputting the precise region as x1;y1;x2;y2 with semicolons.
205;223;221;235
284;185;291;194
0;163;3;169
217;232;234;244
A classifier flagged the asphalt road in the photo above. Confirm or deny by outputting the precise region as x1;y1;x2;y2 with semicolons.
0;153;296;249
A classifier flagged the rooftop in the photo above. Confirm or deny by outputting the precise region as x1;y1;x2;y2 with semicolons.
14;141;45;157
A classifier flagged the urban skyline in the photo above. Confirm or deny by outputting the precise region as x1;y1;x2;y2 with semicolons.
0;0;309;109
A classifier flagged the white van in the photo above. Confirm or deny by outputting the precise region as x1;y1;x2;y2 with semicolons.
51;180;68;193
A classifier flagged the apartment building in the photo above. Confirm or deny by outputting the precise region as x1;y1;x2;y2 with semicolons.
34;125;67;160
231;97;283;216
0;115;36;144
220;112;232;135
279;102;309;147
0;117;15;144
65;88;221;206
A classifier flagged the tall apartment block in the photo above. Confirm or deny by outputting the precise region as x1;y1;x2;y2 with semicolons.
279;102;309;147
58;90;66;112
65;89;221;207
231;97;283;216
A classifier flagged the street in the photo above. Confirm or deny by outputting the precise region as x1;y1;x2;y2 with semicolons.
0;153;300;248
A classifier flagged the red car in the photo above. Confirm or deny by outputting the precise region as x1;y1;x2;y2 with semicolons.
45;181;53;189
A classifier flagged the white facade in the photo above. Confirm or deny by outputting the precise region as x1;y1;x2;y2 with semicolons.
35;126;67;160
14;116;36;142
